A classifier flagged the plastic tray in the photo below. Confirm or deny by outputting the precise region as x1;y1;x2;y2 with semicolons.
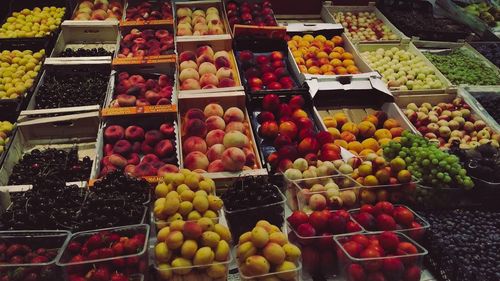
0;230;71;281
223;184;286;242
56;224;150;280
291;174;362;213
238;257;302;281
334;231;428;281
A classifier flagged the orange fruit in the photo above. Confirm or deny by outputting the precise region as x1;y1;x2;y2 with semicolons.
342;59;355;67
329;52;342;60
332;36;343;45
335;66;348;75
346;65;359;74
342;52;354;60
333;46;345;54
330;59;342;67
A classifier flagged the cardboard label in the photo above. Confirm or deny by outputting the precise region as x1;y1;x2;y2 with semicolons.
120;19;174;27
233;25;287;39
101;104;177;116
112;55;176;66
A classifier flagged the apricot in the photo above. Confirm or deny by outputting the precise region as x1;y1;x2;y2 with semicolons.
374;129;392;140
171;257;192;275
358;121;376;138
166;231;184;249
383;118;400;130
215;240;230;262
245;255;270;276
198;217;215;231
207;263;227;278
275;261;298;280
263;242;286;265
251;226;269;248
363;114;379;126
333;112;349;127
237;241;257;261
347;141;363;154
180;239;198;259
201;231;221;248
269;232;287;246
327;127;341;139
334;139;348;148
193;246;215;265
340;131;357;142
283;243;301;262
361;138;380;152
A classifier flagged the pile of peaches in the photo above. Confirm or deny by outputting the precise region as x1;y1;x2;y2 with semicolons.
72;0;123;21
288;34;361;75
176;6;226;36
255;94;343;172
179;45;237;90
181;103;257;173
118;28;174;58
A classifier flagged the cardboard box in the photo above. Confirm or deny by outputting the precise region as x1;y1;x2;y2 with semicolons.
322;2;409;43
355;41;452;95
285;23;376;85
102;62;178;116
93;114;181;183
0;112;100;188
177;92;267;180
174;0;232;42
176;38;244;97
50;21;119;60
18;61;112;122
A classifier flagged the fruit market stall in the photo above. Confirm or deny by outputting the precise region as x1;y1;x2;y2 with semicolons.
0;1;499;281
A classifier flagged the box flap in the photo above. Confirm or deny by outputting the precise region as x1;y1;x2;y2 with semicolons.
285;22;344;38
307;75;394;106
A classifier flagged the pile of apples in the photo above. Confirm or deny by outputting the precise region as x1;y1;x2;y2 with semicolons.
176;6;225;36
101;122;179;177
125;1;172;21
288;34;360;75
321;111;405;157
257;94;344;172
0;7;65;38
361;47;443;90
287;210;362;278
225;0;277;27
351;202;426;241
238;50;296;91
118;28;174;58
181;103;256;173
404;98;500;148
111;72;174;107
337;232;424;281
236;221;301;279
72;0;123;20
334;11;399;41
154;170;222;226
179;45;237;90
155;219;232;280
0;49;44;100
61;229;147;281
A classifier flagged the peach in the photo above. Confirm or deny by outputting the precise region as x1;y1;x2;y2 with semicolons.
196;45;215;58
177;7;192;18
180;68;200;82
192;16;207;26
206;129;226;147
197;54;215;65
91;9;107;20
224;107;244;123
200;73;219;88
194;23;208;34
225;121;245;133
390;127;404;138
198;62;217;76
181;79;201;90
364;114;379;126
208;25;224;35
183;136;208;154
185;119;208;137
206;7;219;15
206;116;226;131
207;159;225;172
358;121;376;138
215;56;231;69
178;27;193;36
292;109;308;119
192;9;205;17
193;30;208;36
207;144;225;162
298;137;320;155
185;108;205;120
177;22;192;30
204;103;224;118
374;129;392;140
184;151;209;171
279;121;298;139
341;122;359;135
383;118;400;130
180;60;198;72
340;131;356;142
178;17;192;24
221;147;246;171
216;67;233;80
334;112;349;127
219;78;236;87
223;131;249;148
214;51;229;61
179;51;196;63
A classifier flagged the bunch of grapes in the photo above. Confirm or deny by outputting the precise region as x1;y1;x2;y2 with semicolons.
383;131;474;190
